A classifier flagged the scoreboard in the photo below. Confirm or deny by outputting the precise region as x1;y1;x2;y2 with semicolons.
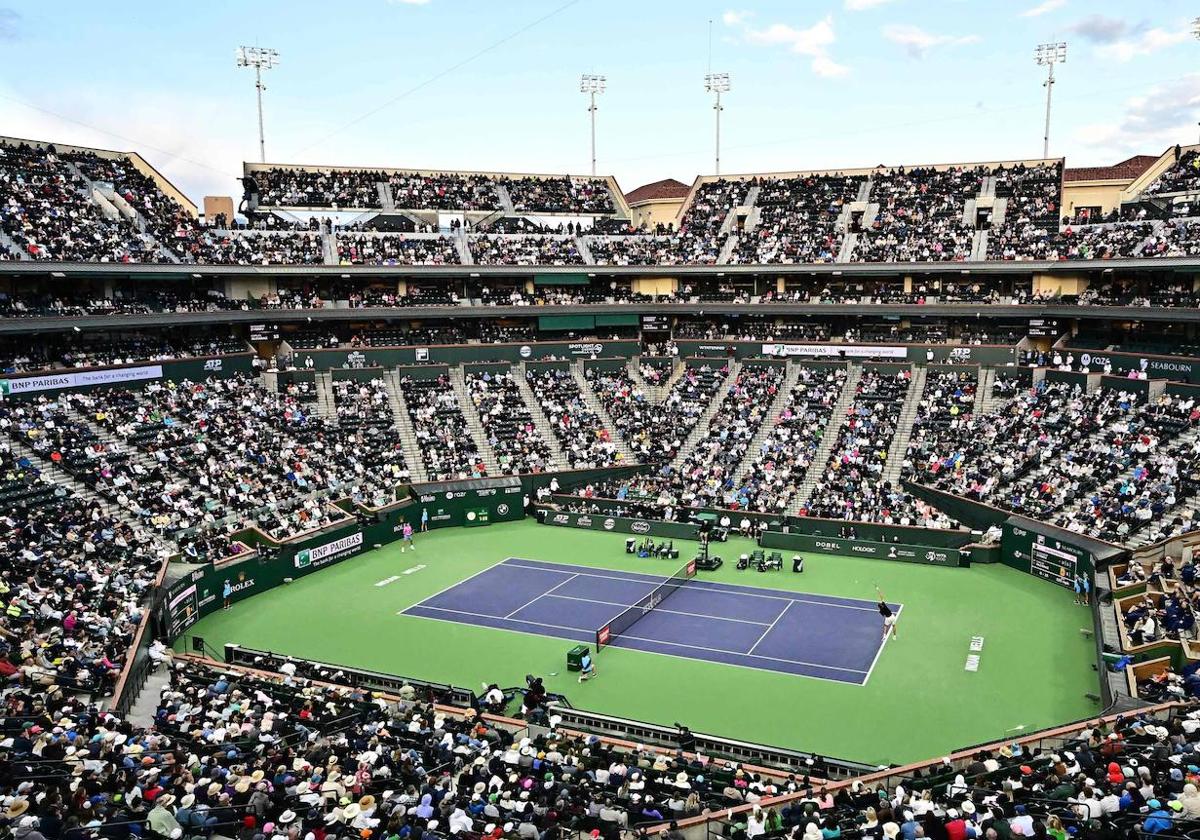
1001;520;1093;589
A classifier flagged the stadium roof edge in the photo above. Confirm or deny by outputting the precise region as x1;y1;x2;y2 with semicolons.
689;155;1066;183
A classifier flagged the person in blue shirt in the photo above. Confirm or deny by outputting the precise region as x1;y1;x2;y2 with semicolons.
222;580;232;611
578;651;596;683
1143;799;1173;834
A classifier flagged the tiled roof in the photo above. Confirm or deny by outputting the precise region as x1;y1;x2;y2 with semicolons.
624;178;691;204
1064;155;1159;183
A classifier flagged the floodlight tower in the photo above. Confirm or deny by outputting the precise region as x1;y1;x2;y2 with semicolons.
1034;42;1066;160
705;72;731;176
1194;19;1200;143
236;46;280;163
580;74;606;176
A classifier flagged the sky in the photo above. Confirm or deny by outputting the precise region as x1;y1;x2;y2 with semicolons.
1;1;1199;202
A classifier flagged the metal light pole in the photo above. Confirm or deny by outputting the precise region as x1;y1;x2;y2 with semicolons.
580;74;606;176
705;72;730;176
236;46;280;163
1034;42;1066;160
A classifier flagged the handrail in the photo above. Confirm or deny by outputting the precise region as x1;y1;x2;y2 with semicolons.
646;699;1194;835
108;556;171;716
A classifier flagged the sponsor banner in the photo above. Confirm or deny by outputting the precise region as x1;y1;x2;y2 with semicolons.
540;509;701;540
295;531;365;569
761;344;909;360
568;342;605;357
0;364;163;396
759;531;962;567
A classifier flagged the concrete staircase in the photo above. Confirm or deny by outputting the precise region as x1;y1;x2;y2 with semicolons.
793;364;864;512
377;182;396;212
668;360;742;471
495;183;516;215
837;233;858;263
856;179;873;202
992;197;1009;226
570;362;639;462
457;230;474;265
970;229;988;262
314;371;337;418
576;236;596;265
448;366;502;475
124;665;171;727
513;364;569;470
628;357;671;403
322;233;339;265
0;229;28;259
384;369;430;483
962;199;977;227
717;234;739;264
730;362;804;482
881;365;927;484
261;371;279;394
974;367;994;416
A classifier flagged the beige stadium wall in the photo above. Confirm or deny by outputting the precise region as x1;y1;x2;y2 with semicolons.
630;198;686;229
1062;181;1129;216
1033;272;1089;296
632;277;677;296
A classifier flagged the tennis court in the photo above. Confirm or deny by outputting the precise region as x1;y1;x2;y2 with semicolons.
401;557;900;684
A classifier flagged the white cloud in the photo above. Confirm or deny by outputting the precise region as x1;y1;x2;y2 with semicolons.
728;13;849;77
721;9;751;26
844;0;893;10
1096;28;1189;62
882;24;980;59
1074;74;1200;159
387;0;430;5
1019;0;1066;18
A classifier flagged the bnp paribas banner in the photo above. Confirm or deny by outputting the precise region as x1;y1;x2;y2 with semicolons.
0;364;164;396
761;343;909;360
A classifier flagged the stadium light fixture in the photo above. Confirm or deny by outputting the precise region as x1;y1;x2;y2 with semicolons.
236;46;280;163
704;73;731;176
1034;42;1066;160
580;74;606;176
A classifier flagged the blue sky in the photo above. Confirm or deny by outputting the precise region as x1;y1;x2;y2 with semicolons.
1;1;1198;202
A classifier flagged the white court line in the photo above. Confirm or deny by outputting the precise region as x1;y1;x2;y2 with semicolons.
541;593;771;627
375;576;401;587
503;573;581;619
503;559;882;613
403;606;868;684
403;559;510;610
405;603;590;634
747;600;794;656
863;603;903;686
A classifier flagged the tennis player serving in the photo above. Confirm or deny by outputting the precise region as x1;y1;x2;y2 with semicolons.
876;586;898;641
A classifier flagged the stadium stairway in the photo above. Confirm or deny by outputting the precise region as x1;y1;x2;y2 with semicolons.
384;369;430;483
0;228;26;259
970;229;988;262
667;359;743;472
992;197;1009;226
124;665;171;728
717;235;739;265
456;229;474;265
626;357;669;403
792;363;864;513
513;363;569;470
973;367;994;416
730;361;805;483
314;371;336;418
570;361;639;463
321;233;338;265
261;371;279;393
577;236;596;265
881;365;926;485
448;366;503;475
856;179;873;203
495;183;516;215
376;182;395;212
837;233;858;263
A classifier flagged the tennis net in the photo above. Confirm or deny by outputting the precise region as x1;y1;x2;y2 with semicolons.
595;559;697;651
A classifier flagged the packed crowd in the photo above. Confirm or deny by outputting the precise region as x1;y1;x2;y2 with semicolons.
465;369;555;474
399;374;489;481
524;367;623;469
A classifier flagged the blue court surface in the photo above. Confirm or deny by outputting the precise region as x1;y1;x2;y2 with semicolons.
401;558;900;684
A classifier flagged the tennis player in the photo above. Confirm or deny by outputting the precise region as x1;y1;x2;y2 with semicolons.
876;586;898;641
